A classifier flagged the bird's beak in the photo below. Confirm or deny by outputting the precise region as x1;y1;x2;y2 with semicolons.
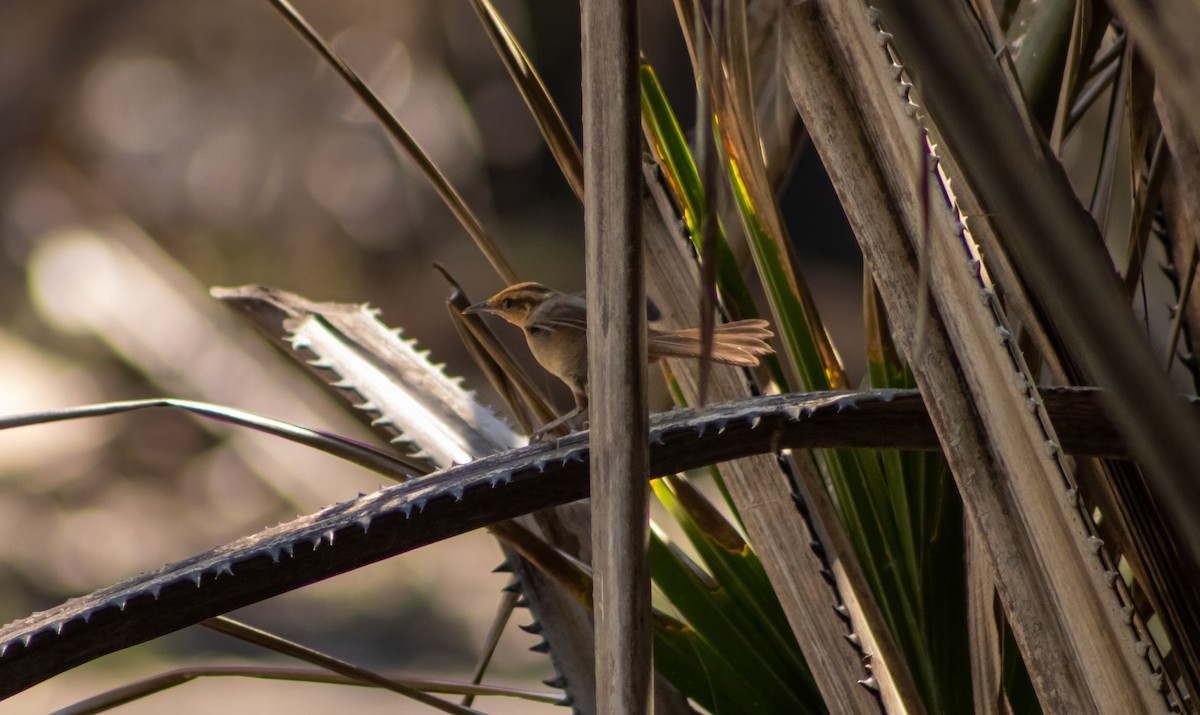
463;301;493;316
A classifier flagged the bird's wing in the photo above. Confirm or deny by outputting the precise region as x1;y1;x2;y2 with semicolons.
529;294;588;332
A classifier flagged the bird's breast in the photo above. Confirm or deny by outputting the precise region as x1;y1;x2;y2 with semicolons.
525;326;588;391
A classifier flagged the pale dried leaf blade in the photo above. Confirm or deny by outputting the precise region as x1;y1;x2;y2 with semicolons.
212;285;523;469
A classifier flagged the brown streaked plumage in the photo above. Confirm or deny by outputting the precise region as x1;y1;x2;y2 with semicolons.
464;281;774;439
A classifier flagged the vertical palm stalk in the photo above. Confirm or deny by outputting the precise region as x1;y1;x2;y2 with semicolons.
581;0;651;711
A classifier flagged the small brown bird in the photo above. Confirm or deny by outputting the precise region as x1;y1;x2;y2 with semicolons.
465;281;774;439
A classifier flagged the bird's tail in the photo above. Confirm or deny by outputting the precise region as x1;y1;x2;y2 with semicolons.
648;319;774;367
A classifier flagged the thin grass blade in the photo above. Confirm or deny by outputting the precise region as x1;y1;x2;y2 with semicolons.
460;591;518;708
264;0;517;284
0;398;422;482
53;666;560;715
202;617;485;715
467;0;583;199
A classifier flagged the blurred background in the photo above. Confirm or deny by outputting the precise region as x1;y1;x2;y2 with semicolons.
0;0;862;712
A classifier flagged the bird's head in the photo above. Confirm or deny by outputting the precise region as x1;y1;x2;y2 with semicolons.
464;282;556;328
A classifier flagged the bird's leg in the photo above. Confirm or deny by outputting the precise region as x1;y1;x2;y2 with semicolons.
530;405;584;441
530;391;589;442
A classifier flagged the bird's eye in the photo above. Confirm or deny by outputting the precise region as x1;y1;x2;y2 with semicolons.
501;298;513;309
